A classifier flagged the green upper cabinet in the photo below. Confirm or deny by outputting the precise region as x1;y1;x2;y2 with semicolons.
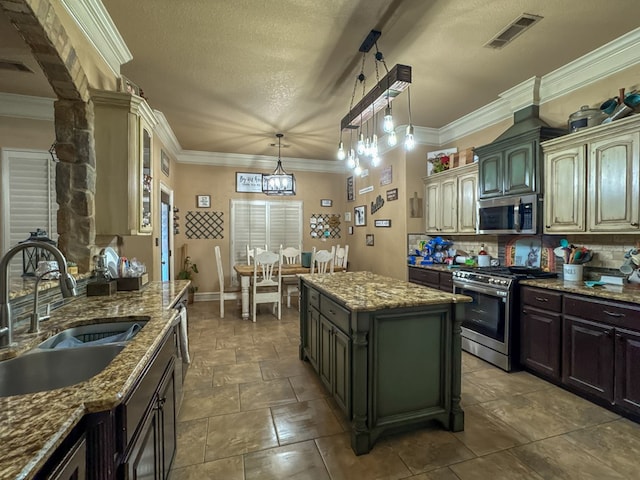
477;137;537;199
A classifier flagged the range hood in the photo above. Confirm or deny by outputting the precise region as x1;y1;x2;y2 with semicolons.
493;105;560;142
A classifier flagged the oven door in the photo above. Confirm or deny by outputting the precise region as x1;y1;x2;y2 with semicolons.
454;282;511;355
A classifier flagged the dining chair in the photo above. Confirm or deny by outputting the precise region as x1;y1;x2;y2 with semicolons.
214;246;239;318
251;250;282;322
334;244;349;270
281;246;302;308
311;246;335;274
246;244;268;264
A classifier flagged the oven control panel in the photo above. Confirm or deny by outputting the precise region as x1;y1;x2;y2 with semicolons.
452;270;514;289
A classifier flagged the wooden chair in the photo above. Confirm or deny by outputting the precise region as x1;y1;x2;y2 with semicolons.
246;244;268;264
214;246;238;318
311;246;335;274
334;245;349;270
281;246;301;308
251;250;282;322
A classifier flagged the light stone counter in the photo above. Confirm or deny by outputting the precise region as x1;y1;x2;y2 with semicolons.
0;280;189;480
520;278;640;305
299;271;470;311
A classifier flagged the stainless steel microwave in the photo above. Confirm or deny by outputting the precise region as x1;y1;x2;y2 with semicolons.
477;193;538;234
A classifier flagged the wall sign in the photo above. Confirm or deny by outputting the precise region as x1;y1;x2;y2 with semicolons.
161;149;170;176
196;195;210;208
380;166;392;186
374;219;391;228
386;188;398;201
370;194;384;214
236;172;263;193
366;234;374;246
347;176;354;202
359;185;374;195
320;199;333;207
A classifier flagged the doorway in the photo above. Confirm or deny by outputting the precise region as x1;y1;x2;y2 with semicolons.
160;187;173;282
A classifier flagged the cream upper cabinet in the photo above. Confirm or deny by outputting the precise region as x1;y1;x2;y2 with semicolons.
457;167;478;233
542;115;640;234
544;145;586;232
423;163;478;235
92;90;157;236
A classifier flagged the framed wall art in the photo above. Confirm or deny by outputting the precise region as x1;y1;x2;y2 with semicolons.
236;172;263;193
320;199;333;207
347;176;354;202
348;226;354;235
161;149;170;176
380;165;392;185
354;205;366;226
374;219;392;228
196;195;211;208
366;234;374;246
386;188;398;201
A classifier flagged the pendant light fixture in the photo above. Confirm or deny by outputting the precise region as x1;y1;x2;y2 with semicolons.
263;133;296;196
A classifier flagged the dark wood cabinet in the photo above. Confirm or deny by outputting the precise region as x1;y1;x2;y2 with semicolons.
562;316;615;402
47;436;87;480
614;328;640;414
408;267;453;292
520;287;562;380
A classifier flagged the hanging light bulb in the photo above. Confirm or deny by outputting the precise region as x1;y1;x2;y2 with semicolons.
364;136;371;157
404;125;415;150
346;149;356;169
354;158;362;176
371;154;381;167
356;132;365;155
383;106;394;133
337;141;346;160
387;129;397;147
370;134;378;157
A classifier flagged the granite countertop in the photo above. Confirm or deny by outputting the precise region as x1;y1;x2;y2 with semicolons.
520;278;640;305
0;280;189;480
300;271;471;311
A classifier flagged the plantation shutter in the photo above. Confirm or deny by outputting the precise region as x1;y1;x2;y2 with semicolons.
230;199;302;285
1;149;58;278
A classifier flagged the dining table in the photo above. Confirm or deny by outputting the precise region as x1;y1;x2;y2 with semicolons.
233;263;344;320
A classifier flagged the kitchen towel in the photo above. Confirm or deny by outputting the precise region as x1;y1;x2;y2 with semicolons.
177;305;191;364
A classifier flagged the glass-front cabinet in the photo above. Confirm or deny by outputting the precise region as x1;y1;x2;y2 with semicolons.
93;90;157;236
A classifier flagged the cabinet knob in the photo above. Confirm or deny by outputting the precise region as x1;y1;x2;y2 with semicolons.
545;225;551;229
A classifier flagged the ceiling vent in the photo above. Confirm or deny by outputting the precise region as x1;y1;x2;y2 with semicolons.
484;14;542;49
0;59;33;73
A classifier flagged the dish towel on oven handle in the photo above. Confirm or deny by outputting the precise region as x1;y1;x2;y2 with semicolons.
177;304;191;364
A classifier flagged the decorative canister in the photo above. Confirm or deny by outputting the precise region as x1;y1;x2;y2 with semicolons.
568;105;608;132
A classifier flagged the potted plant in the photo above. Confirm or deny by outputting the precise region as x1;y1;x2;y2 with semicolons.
177;256;199;303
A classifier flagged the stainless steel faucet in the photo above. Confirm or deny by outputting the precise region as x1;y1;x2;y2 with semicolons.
0;242;78;347
30;268;59;333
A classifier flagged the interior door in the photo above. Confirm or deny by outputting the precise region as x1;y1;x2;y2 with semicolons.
160;190;171;282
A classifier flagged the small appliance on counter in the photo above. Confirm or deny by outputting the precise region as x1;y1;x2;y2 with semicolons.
87;251;116;296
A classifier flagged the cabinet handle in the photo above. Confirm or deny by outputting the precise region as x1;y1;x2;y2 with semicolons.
632;222;639;227
545;225;551;229
534;297;549;302
603;310;624;318
328;309;335;315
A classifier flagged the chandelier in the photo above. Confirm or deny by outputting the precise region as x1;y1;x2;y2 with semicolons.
263;133;296;196
337;30;414;173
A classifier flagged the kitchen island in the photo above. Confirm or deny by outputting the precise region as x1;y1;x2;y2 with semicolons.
0;280;189;480
299;271;471;455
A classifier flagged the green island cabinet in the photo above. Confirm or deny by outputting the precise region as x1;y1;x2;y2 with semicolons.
299;271;467;455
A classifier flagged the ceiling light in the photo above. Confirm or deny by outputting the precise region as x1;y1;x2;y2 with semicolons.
263;133;296;196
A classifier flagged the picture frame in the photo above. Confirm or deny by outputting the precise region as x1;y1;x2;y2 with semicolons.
354;205;366;226
347;176;354;202
380;165;392;185
386;188;398;201
196;195;211;208
374;219;392;228
366;234;374;246
344;212;352;222
160;149;170;177
320;199;333;207
236;172;263;193
348;226;354;235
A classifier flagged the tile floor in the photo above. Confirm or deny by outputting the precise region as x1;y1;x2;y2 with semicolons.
169;300;640;480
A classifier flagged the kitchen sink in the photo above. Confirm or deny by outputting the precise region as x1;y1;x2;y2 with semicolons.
0;344;124;397
37;317;149;349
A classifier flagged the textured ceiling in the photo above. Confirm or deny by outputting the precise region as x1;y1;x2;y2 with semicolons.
1;0;639;161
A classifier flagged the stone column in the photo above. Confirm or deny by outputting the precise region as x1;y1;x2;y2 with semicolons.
54;100;96;272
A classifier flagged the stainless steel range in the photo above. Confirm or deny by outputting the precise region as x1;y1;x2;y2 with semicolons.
452;266;557;371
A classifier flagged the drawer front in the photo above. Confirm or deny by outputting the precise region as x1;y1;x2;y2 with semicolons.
307;287;320;310
320;295;350;334
439;272;453;292
564;294;640;330
408;267;439;288
522;287;562;312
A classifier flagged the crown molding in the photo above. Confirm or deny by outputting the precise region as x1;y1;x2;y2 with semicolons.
0;92;54;121
499;76;541;111
153;110;181;158
60;0;132;76
177;150;346;174
540;27;640;103
438;99;512;145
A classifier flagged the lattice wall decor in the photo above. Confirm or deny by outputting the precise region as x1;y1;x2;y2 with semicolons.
309;213;341;239
185;211;224;239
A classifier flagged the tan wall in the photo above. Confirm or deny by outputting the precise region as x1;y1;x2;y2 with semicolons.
0;117;53;150
171;163;347;293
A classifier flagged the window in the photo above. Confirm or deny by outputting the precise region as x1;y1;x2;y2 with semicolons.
1;149;58;278
230;199;302;284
